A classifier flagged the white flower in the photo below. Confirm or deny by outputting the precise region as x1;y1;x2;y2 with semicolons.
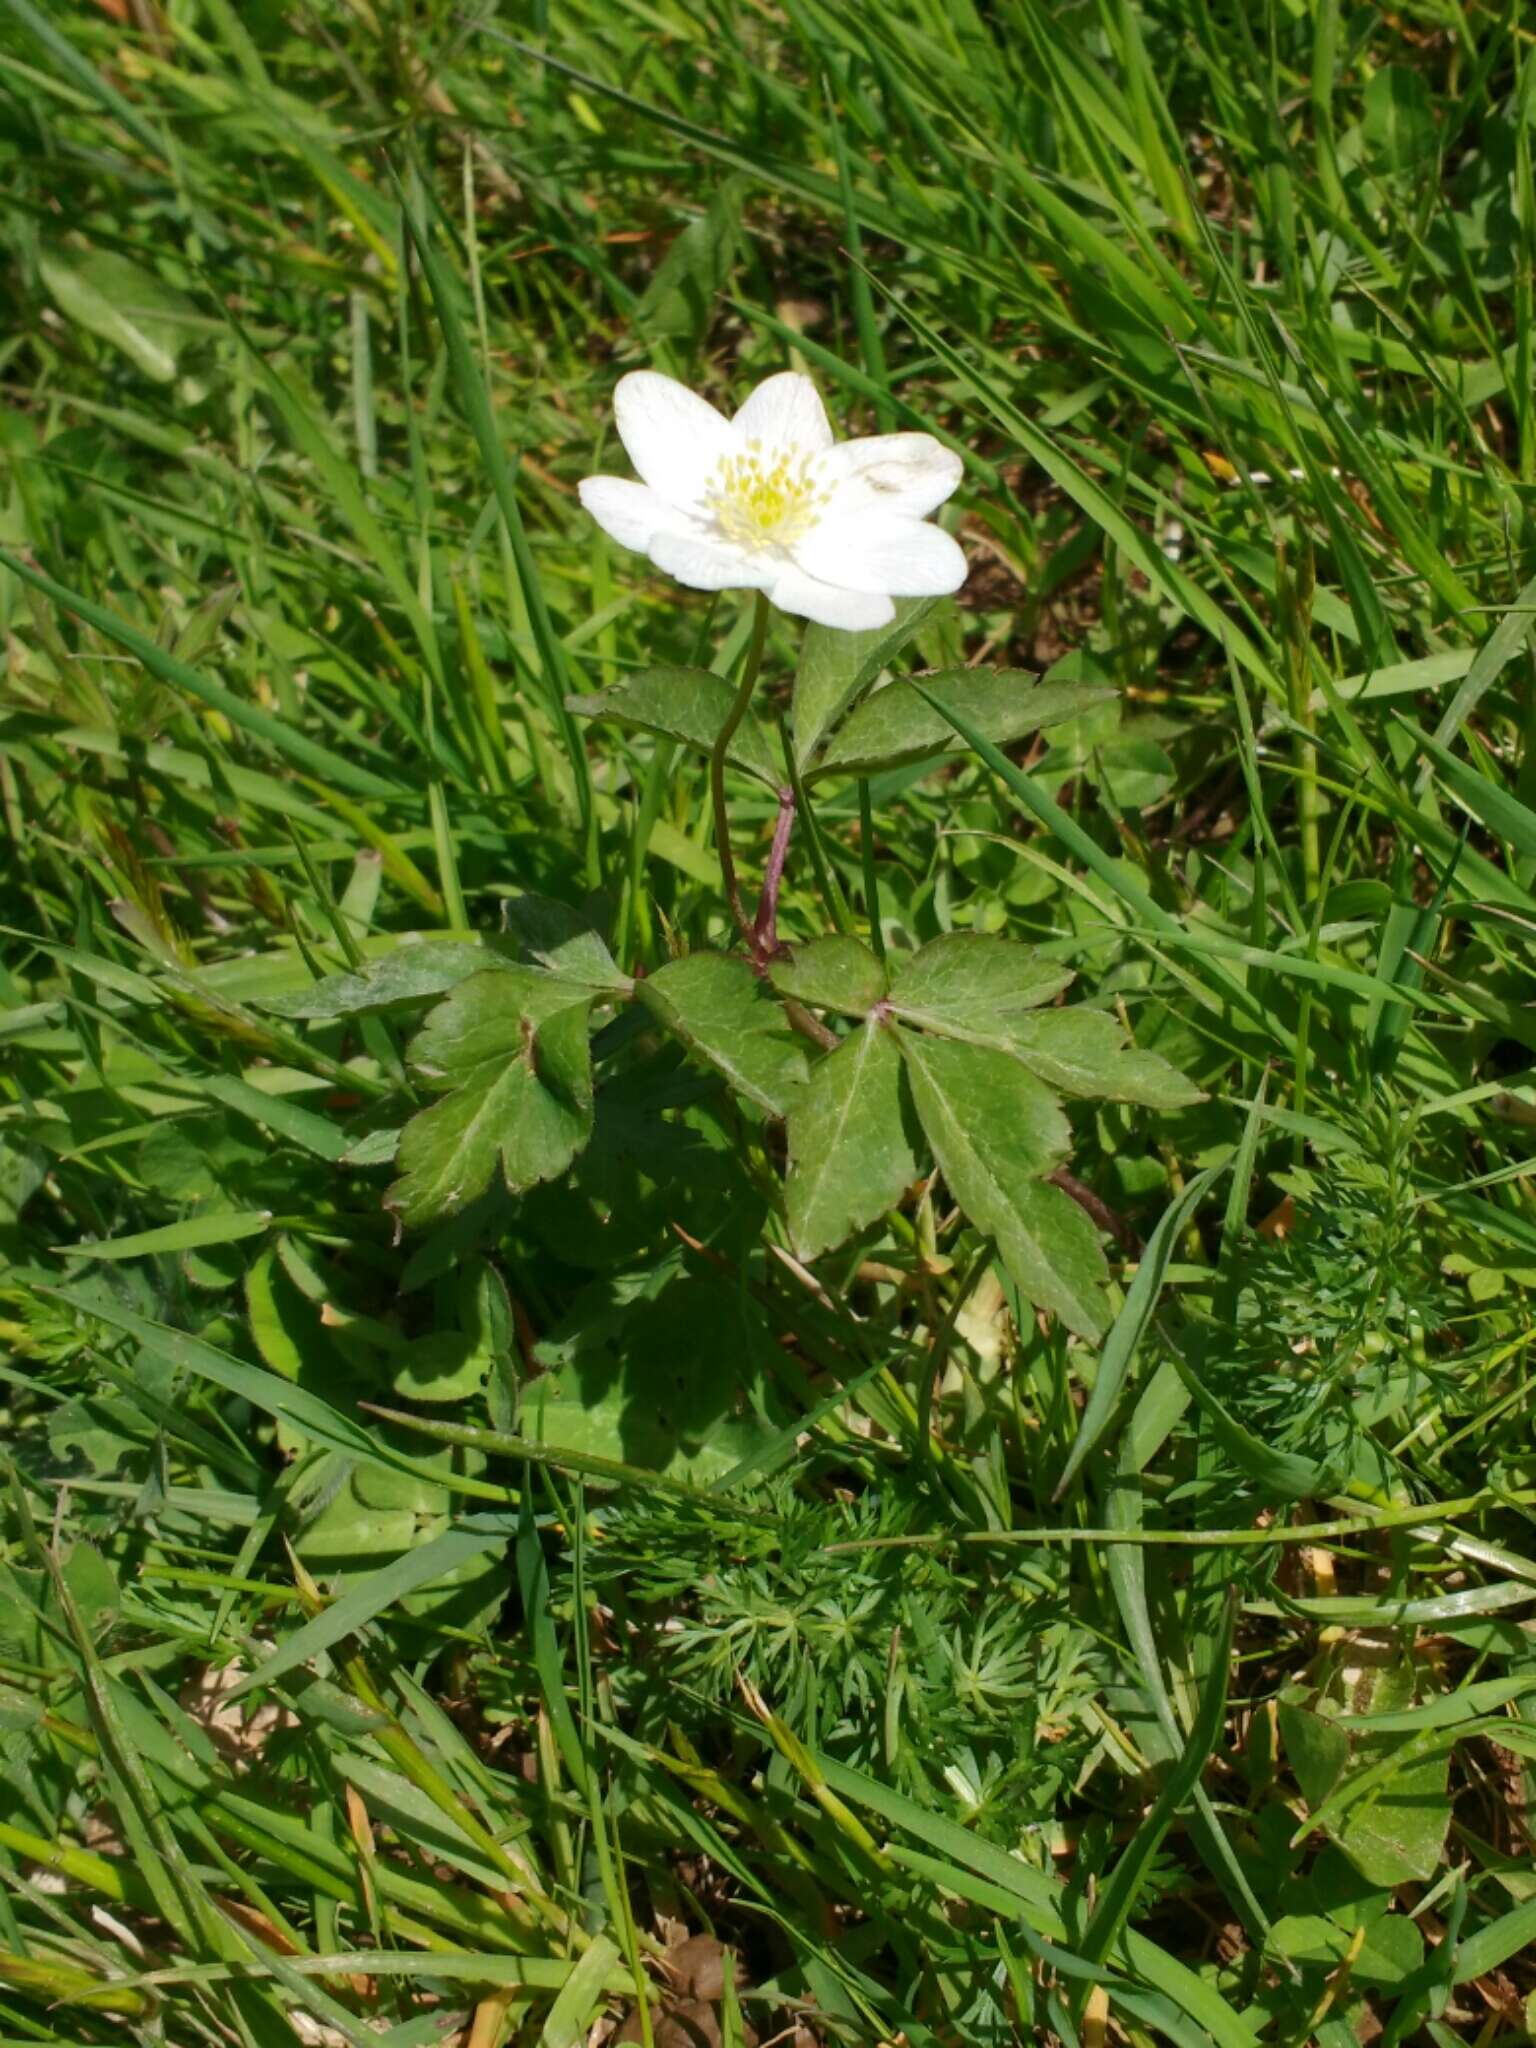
578;369;967;632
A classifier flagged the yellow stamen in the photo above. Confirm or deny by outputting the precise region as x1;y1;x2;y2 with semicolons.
705;446;829;551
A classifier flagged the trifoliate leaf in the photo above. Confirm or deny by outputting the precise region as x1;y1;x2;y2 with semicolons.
770;935;887;1016
637;953;808;1116
898;1029;1108;1338
811;668;1114;779
567;667;781;786
387;974;595;1229
786;1019;922;1259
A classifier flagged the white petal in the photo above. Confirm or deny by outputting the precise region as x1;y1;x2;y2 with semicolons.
793;513;967;598
732;371;833;456
769;563;896;631
578;475;672;553
649;530;767;592
614;371;738;509
824;433;963;519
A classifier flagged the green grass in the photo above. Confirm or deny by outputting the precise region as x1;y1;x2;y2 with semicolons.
3;1;1536;2044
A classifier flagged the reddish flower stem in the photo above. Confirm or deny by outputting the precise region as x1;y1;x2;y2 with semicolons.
752;784;796;965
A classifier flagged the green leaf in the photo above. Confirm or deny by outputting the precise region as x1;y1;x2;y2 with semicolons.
634;176;745;346
770;934;887;1015
567;666;781;785
538;1935;624;2048
501;893;630;990
1038;699;1175;810
388;975;596;1229
1055;1162;1226;1499
259;943;500;1020
199;1075;350;1162
0;550;400;801
56;1210;272;1260
989;1009;1204;1107
887;932;1074;1038
393;1261;513;1403
1282;1662;1455;1888
527;1271;782;1482
909;676;1266;1023
791;597;938;768
1266;1913;1423;1989
1082;1592;1237;1967
1342;1674;1536;1732
785;1019;922;1260
1169;1332;1342;1500
1416;724;1536;862
1427;567;1536;752
230;1517;516;1699
45;1285;486;1501
1362;66;1437;172
636;953;808;1115
1454;1897;1536;1985
394;177;582;759
897;1030;1109;1338
811;667;1114;779
806;1747;1253;2047
39;247;202;384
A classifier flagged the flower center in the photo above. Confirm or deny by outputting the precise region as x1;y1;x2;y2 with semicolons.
704;440;830;552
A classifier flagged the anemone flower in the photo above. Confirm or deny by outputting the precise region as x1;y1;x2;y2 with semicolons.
578;369;966;631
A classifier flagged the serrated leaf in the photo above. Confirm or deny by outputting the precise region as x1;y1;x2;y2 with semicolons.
500;894;630;990
388;976;595;1229
792;597;938;768
786;1020;922;1259
259;942;496;1020
567;667;780;786
989;1008;1204;1107
770;934;887;1016
888;932;1075;1038
637;953;808;1115
898;1030;1069;1171
342;1127;399;1167
898;1029;1109;1339
811;668;1114;779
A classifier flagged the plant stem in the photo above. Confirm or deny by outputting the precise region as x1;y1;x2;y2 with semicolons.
783;996;839;1051
752;784;796;960
779;714;855;936
710;590;771;949
857;776;885;962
